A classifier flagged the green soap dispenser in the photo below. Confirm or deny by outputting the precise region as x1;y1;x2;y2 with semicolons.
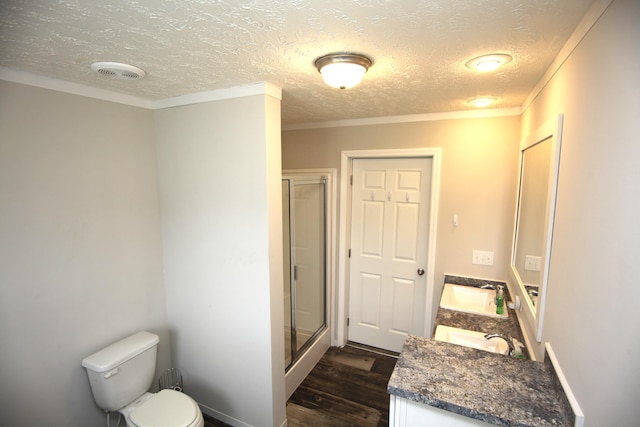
496;286;505;315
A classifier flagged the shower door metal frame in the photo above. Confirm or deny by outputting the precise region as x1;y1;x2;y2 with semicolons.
283;175;328;371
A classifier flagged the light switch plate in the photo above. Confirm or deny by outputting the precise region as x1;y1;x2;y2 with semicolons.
524;255;542;271
472;250;494;266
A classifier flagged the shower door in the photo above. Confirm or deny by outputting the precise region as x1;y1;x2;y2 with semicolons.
282;176;327;370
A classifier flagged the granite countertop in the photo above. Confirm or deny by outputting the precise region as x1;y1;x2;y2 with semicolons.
388;277;574;426
435;307;525;349
435;277;529;358
388;336;574;427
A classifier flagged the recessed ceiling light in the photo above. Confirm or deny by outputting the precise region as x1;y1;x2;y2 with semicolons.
91;61;146;80
465;54;512;72
468;97;497;108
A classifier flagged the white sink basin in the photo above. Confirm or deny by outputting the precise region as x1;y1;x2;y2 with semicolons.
434;325;509;355
439;283;508;318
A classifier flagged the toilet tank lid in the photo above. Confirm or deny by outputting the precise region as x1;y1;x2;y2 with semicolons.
82;331;159;372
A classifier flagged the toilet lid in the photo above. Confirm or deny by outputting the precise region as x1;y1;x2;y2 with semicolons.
130;389;199;427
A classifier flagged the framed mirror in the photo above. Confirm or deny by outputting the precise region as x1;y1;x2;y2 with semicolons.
511;115;563;341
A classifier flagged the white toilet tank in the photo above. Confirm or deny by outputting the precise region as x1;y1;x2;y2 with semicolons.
82;331;160;412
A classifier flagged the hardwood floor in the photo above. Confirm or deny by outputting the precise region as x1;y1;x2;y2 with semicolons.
203;414;233;427
203;343;398;427
287;343;398;427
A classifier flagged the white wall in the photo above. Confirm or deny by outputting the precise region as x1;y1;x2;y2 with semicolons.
154;92;286;427
520;0;640;424
0;80;170;426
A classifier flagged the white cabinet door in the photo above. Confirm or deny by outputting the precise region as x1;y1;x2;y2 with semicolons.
390;396;492;427
348;157;432;352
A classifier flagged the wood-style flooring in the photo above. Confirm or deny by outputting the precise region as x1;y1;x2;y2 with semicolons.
204;343;398;427
287;343;398;427
203;413;233;427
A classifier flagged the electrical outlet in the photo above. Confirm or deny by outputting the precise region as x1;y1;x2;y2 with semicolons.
472;250;494;266
524;255;542;271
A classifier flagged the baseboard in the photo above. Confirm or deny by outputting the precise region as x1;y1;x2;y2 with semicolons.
545;343;585;427
200;404;252;427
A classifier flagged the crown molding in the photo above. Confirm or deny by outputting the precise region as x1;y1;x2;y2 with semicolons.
522;0;614;113
282;107;522;131
0;67;514;125
153;81;281;110
0;67;281;110
0;67;154;109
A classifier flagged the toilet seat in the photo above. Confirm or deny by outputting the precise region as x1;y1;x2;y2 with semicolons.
129;389;203;427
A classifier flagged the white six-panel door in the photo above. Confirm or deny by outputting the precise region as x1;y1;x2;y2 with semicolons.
348;157;432;352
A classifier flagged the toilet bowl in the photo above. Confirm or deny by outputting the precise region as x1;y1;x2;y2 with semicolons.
82;331;204;427
121;390;204;427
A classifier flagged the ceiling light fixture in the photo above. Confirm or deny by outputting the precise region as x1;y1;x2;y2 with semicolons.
468;97;497;108
315;53;372;89
91;61;146;80
465;54;512;72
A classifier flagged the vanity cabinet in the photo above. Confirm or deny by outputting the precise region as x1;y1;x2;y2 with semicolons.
390;395;491;427
387;335;574;427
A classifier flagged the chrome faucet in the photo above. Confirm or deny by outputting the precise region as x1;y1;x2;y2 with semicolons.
479;284;495;290
484;334;515;356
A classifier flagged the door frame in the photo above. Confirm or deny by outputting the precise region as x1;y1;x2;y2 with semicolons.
336;149;441;348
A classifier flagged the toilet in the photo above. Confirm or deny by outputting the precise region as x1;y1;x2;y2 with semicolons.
82;331;204;427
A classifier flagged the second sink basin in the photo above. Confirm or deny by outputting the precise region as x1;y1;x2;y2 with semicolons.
439;283;508;318
434;325;509;355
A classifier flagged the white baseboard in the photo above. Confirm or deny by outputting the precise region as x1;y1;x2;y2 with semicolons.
199;403;252;427
545;343;585;427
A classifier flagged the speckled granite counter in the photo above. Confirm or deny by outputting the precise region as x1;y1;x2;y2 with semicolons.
436;308;525;349
435;276;528;358
388;335;574;426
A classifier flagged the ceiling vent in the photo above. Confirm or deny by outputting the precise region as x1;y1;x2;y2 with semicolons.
91;62;146;80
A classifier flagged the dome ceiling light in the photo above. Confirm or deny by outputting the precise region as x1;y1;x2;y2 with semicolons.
465;54;513;72
315;53;372;89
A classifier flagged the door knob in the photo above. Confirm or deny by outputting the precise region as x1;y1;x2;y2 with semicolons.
417;268;425;276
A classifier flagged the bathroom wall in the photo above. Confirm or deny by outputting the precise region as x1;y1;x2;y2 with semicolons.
154;91;286;427
0;80;171;426
2;3;636;426
282;115;521;328
520;0;640;424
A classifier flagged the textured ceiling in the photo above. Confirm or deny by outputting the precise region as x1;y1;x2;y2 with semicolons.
0;0;595;125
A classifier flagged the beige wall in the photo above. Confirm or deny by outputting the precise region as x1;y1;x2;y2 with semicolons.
283;115;521;328
0;80;286;427
155;93;286;427
0;80;169;426
3;2;636;425
520;0;640;424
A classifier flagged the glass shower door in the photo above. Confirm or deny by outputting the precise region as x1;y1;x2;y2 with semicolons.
283;177;327;370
